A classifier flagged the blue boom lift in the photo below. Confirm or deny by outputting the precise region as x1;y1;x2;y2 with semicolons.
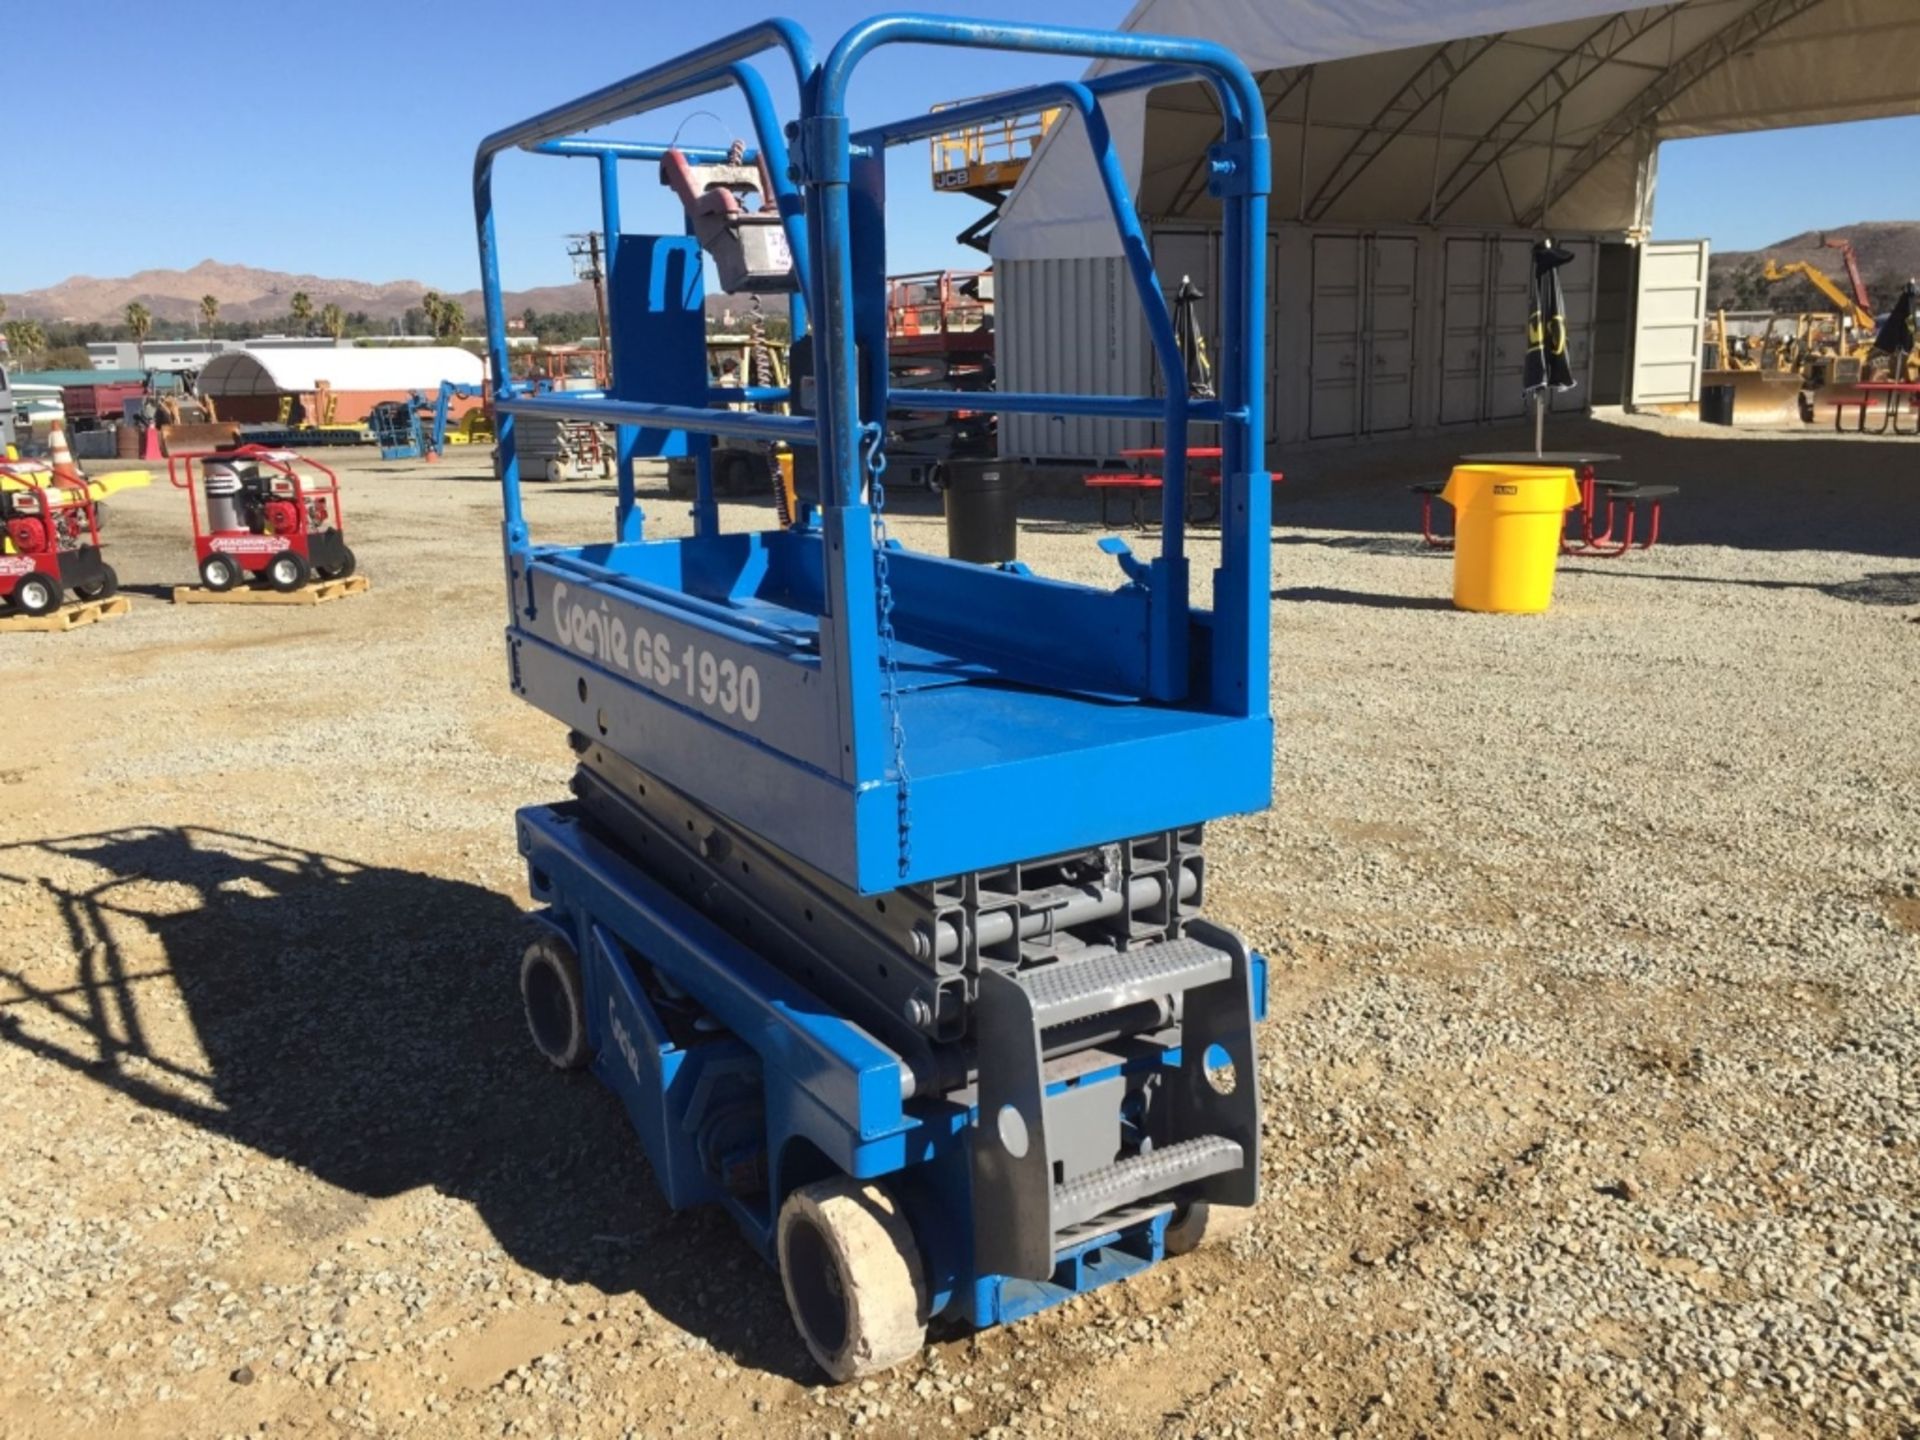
473;13;1273;1380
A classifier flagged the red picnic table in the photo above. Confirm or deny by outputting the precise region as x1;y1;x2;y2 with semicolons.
1084;447;1283;526
1832;381;1920;435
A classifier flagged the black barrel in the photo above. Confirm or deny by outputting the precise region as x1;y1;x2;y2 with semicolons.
1699;383;1736;426
943;459;1019;564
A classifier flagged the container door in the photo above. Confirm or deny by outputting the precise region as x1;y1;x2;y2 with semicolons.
1363;236;1417;435
1630;238;1710;408
1309;236;1363;439
1487;238;1535;421
1439;238;1491;424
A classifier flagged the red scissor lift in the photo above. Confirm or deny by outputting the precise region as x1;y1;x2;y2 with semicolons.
885;269;995;488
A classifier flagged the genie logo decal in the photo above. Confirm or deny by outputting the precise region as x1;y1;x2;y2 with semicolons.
609;995;643;1086
550;581;763;724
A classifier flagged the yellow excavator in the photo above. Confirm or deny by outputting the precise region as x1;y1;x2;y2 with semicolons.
1762;258;1875;333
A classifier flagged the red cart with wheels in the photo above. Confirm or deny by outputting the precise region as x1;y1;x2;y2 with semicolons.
167;446;355;593
0;462;120;617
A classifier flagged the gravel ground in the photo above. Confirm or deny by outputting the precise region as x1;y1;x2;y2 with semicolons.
0;414;1915;1439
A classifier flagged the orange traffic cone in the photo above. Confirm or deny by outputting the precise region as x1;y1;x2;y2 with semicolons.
47;420;85;486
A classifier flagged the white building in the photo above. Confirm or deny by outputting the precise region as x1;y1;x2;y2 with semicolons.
991;0;1920;462
86;336;350;374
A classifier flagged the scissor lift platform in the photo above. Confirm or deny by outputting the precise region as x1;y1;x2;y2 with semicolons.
511;533;1270;892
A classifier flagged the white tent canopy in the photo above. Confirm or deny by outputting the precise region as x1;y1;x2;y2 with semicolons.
993;0;1920;260
197;346;485;397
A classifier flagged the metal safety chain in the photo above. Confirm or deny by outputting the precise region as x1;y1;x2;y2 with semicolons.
862;423;912;878
750;300;792;527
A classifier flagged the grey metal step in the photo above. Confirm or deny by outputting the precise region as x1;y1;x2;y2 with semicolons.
1019;937;1232;1029
1051;1134;1244;1231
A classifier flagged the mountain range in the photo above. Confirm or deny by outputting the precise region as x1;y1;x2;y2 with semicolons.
1709;221;1920;300
1;259;598;326
13;226;1920;330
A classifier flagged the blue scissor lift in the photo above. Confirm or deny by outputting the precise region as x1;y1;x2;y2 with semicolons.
474;13;1273;1381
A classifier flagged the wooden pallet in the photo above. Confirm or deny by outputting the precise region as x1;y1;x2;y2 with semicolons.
0;595;133;633
172;574;371;606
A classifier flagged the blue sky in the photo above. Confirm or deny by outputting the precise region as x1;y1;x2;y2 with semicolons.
4;2;1917;295
2;0;1103;295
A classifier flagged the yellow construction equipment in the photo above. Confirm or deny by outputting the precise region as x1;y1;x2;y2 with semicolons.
0;466;150;503
1701;310;1816;425
928;96;1063;251
1762;259;1874;332
1696;259;1915;426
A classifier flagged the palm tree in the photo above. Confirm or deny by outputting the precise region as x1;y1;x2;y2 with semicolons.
200;293;220;333
4;320;46;362
125;302;152;365
435;300;465;340
319;303;346;340
421;290;445;338
290;291;314;335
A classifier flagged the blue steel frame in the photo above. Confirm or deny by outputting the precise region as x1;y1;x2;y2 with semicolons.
473;14;1272;896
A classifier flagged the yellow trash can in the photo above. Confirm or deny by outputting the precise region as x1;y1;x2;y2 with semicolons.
1439;463;1582;614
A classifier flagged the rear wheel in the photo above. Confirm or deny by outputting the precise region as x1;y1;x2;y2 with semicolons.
777;1177;927;1382
76;564;118;602
265;552;310;593
200;554;240;592
14;573;60;617
519;934;589;1070
319;545;356;581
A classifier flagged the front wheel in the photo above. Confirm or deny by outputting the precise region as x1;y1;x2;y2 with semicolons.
76;564;118;602
201;554;240;592
265;552;310;593
319;545;356;581
13;573;61;617
1163;1200;1256;1256
777;1177;927;1382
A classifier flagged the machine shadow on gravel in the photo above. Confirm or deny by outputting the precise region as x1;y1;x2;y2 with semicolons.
0;825;818;1380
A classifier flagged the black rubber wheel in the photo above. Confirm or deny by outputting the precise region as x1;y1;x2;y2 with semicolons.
777;1178;927;1382
76;564;118;602
1164;1200;1255;1256
519;934;589;1070
719;450;762;497
265;551;310;593
200;554;240;592
13;573;61;617
320;545;356;581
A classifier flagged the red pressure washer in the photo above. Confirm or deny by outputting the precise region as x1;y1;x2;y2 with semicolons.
167;446;355;592
0;462;120;617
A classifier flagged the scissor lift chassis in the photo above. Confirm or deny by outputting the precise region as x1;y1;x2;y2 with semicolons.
476;12;1275;1378
518;751;1265;1335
